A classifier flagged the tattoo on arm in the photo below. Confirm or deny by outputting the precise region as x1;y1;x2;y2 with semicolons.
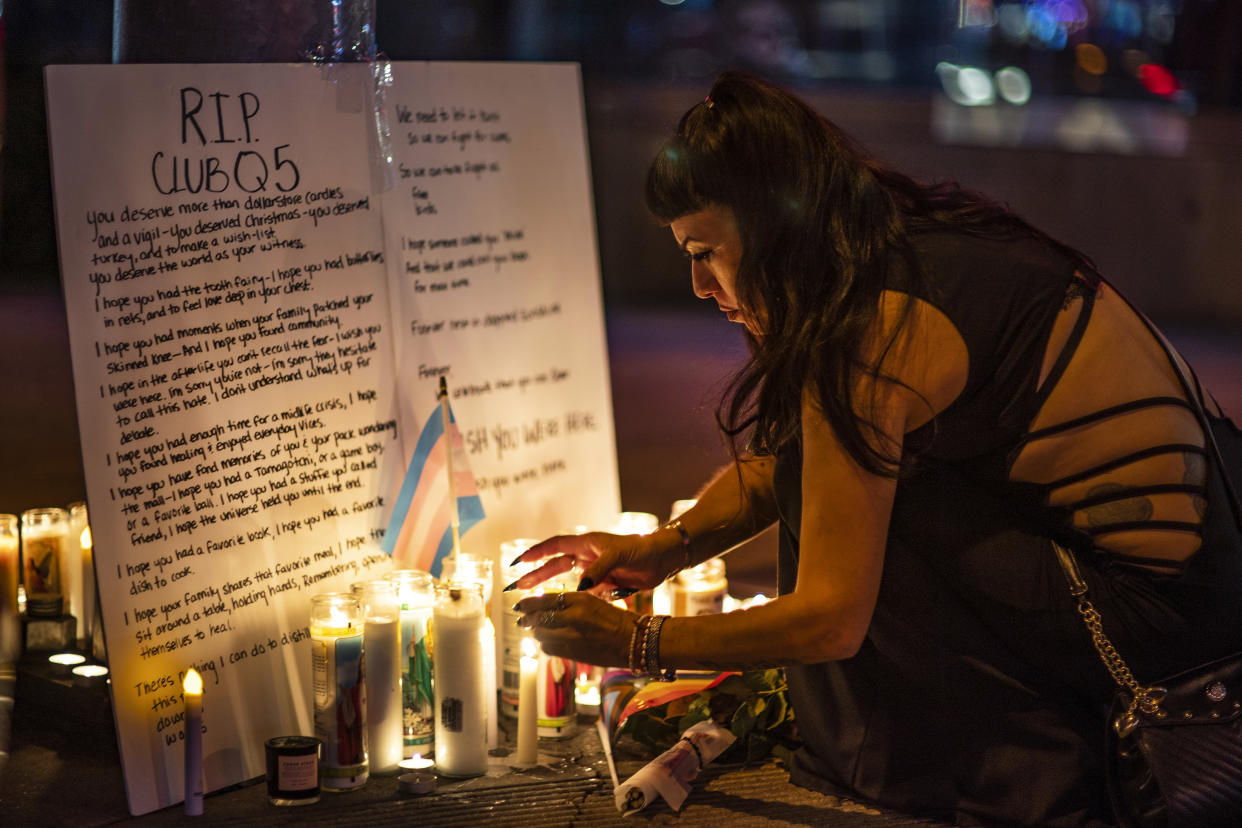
1083;482;1154;527
1185;452;1208;519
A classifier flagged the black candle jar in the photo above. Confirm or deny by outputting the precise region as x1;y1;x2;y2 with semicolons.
265;736;322;806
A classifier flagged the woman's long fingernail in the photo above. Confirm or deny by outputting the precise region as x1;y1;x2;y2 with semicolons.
611;588;638;599
502;580;520;592
508;553;525;567
577;577;594;591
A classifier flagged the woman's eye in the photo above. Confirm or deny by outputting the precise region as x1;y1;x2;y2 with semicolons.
688;249;713;262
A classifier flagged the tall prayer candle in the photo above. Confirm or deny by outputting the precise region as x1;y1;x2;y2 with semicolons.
20;508;68;598
359;580;403;774
432;582;486;777
79;523;97;650
515;636;538;766
311;593;368;790
183;668;204;816
441;553;498;749
0;515;18;662
387;569;434;757
65;502;87;643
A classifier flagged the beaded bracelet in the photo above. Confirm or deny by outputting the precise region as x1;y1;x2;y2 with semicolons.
628;614;652;677
643;615;676;682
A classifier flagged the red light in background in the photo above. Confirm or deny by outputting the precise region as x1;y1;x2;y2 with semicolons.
1138;63;1178;97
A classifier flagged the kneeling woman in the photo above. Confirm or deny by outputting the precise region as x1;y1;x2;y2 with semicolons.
510;72;1242;827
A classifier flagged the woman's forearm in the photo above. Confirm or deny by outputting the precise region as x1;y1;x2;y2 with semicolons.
642;454;780;575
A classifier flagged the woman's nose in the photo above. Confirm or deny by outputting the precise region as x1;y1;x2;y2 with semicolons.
690;261;715;299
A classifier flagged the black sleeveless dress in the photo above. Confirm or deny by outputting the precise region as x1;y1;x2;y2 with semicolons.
773;231;1242;827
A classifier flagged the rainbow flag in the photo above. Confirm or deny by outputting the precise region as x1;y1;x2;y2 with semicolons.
381;400;484;577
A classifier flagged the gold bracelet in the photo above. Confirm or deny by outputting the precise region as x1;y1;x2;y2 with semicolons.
663;519;692;575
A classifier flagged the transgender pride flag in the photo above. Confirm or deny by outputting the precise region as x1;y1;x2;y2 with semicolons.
381;399;485;577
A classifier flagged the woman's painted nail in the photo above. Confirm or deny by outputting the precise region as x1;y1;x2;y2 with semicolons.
502;580;520;592
576;577;594;591
611;588;638;599
509;553;525;567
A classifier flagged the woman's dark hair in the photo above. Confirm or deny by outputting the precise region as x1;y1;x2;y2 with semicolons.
646;71;1099;475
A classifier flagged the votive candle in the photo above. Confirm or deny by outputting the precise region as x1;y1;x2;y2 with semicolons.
360;580;403;774
0;515;19;662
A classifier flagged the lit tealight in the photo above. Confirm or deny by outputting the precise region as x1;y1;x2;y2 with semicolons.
72;664;109;679
49;652;87;667
398;754;434;771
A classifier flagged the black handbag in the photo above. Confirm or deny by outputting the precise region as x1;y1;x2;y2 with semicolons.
1052;310;1242;828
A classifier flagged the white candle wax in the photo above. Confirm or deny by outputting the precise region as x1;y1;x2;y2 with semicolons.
515;638;538;766
364;615;403;773
80;525;97;647
432;585;487;778
183;669;204;816
0;527;19;663
481;616;498;750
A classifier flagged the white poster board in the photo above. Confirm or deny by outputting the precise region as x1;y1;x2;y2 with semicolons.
45;61;619;816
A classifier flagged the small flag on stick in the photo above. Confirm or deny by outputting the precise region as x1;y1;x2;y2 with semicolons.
381;377;484;576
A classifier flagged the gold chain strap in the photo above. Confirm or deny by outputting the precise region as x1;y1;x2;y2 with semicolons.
1053;542;1167;736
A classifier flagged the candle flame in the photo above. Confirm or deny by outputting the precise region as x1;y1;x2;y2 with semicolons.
183;668;203;695
521;636;538;659
81;526;92;549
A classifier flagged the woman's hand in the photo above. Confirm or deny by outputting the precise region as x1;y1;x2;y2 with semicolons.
503;531;671;597
514;591;637;667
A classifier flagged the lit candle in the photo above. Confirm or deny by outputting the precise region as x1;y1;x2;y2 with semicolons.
310;593;368;790
397;753;434;771
359;581;403;774
20;508;68;597
432;582;487;778
442;553;498;750
65;502;87;644
672;559;727;617
515;636;538;766
0;515;18;663
387;570;435;758
183;668;204;816
80;521;97;649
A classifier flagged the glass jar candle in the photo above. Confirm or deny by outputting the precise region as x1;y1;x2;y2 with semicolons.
432;582;487;777
386;569;434;759
310;593;367;790
359;580;403;774
21;507;68;598
265;736;322;806
672;558;728;617
0;515;19;662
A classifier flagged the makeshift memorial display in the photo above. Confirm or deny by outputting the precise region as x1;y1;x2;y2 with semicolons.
310;593;368;790
44;60;621;815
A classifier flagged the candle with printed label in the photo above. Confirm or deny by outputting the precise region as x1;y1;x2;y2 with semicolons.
432;582;487;777
310;593;368;790
386;570;434;758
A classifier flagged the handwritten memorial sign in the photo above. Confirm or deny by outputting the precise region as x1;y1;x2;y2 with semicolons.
45;61;619;815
